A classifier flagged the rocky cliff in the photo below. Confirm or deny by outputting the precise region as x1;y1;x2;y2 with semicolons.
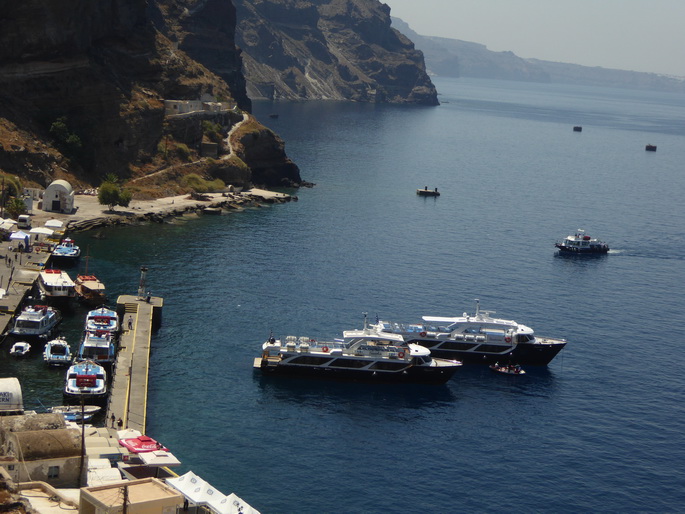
0;0;301;192
234;0;438;105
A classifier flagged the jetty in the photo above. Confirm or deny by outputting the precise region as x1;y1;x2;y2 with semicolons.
107;294;163;433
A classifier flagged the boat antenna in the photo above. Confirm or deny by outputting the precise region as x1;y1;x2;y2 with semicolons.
363;312;368;331
475;299;480;316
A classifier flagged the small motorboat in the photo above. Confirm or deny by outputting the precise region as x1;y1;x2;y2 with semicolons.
52;237;81;262
49;404;101;422
76;330;116;367
9;341;31;357
490;363;526;375
645;144;657;152
555;229;609;254
43;337;72;366
417;186;440;197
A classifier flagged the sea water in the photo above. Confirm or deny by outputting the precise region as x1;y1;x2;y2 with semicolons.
5;77;685;512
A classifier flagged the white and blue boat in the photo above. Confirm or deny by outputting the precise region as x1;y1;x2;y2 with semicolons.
52;238;81;262
76;330;116;367
84;307;120;336
43;337;73;367
10;304;61;339
64;360;107;401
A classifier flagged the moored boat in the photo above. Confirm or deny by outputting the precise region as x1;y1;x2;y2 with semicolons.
84;306;120;336
555;229;609;254
76;330;116;367
37;269;76;302
9;341;31;357
63;360;108;401
43;337;72;366
373;300;567;366
9;304;61;339
49;404;101;422
255;316;462;384
74;275;107;305
51;237;81;262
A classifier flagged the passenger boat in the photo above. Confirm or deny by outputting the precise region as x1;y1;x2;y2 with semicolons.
49;404;101;422
84;307;120;336
255;317;462;384
37;269;76;302
43;337;72;366
9;341;31;357
76;330;116;367
63;360;108;401
9;304;61;339
490;363;526;375
555;229;609;254
74;274;107;305
51;237;81;262
373;300;567;366
417;187;440;197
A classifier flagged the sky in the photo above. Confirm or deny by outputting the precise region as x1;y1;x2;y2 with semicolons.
383;0;685;77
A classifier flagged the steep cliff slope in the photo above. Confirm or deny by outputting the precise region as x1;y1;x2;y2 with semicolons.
0;0;301;191
234;0;438;104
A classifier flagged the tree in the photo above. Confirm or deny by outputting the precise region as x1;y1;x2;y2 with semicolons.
98;182;127;211
5;197;27;218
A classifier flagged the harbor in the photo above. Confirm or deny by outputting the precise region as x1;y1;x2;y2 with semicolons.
0;189;289;512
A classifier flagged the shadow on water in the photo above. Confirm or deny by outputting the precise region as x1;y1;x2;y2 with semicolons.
254;373;457;411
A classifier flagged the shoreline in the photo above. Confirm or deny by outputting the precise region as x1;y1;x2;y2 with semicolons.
28;188;294;234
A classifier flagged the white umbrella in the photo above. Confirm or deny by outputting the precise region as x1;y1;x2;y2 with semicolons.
44;219;64;229
30;227;54;236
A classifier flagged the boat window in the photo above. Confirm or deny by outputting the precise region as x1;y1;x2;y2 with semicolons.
516;334;534;343
412;339;439;348
475;344;512;353
15;320;40;328
369;361;407;371
329;359;369;368
290;356;333;366
440;341;478;351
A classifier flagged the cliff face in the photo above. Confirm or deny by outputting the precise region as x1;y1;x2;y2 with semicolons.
0;0;301;190
234;0;438;105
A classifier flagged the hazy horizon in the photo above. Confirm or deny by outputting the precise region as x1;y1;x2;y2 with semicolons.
384;0;685;77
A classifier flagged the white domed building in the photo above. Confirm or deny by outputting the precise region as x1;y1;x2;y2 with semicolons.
42;180;75;214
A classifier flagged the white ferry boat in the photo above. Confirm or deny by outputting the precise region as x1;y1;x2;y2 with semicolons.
38;269;76;302
9;304;61;339
64;360;108;401
555;229;609;254
76;330;116;367
84;307;120;336
373;300;567;366
255;316;462;384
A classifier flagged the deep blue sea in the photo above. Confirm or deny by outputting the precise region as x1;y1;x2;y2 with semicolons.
4;77;685;512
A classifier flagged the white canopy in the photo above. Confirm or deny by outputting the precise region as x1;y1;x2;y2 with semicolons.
138;449;181;467
9;231;30;245
44;219;64;228
166;471;260;514
30;227;54;236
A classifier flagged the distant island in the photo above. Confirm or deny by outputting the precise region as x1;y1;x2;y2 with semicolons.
392;17;685;94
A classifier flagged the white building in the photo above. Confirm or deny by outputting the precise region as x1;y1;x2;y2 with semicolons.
42;180;75;214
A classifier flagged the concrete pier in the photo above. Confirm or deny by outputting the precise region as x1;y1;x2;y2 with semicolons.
107;294;163;433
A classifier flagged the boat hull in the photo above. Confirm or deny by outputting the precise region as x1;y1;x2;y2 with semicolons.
555;244;609;255
254;358;459;384
405;339;566;366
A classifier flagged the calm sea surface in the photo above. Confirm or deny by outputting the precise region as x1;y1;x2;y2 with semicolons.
4;78;685;512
